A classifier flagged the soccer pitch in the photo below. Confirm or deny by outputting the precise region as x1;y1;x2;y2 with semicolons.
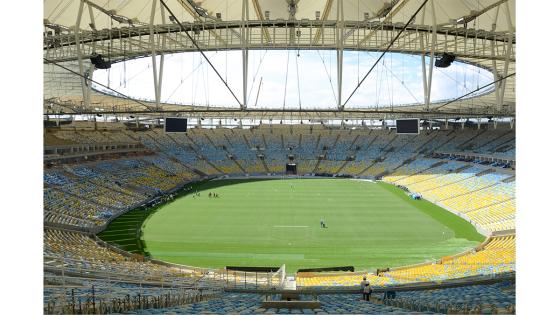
101;178;485;273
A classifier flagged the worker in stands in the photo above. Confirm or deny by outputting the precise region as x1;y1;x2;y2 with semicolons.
360;276;370;300
363;283;373;301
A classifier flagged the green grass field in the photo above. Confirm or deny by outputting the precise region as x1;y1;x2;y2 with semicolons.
99;178;484;273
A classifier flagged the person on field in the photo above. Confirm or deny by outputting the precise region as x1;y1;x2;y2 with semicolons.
320;219;324;228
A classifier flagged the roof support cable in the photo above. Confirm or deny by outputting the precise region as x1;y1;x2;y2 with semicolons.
379;58;421;104
165;53;218;103
159;0;242;107
248;50;268;103
295;50;302;112
282;50;291;111
316;50;337;107
434;72;515;110
343;0;429;107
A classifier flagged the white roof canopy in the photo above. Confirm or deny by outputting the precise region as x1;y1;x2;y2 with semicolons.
44;0;515;119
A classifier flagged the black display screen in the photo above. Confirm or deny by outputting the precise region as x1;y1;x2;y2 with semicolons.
164;118;188;133
396;119;419;134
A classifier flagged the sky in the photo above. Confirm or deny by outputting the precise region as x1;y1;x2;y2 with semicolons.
92;50;494;109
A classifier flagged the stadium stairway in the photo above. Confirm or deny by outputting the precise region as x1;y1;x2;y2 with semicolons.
427;132;458;153
334;160;350;174
182;135;225;175
311;159;322;174
259;156;271;174
456;129;488;151
232;158;248;174
363;134;379;151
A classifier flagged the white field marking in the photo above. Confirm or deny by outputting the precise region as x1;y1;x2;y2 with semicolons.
351;178;375;183
273;225;309;228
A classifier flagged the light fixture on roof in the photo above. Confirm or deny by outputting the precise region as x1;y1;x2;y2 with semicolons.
90;53;111;69
315;11;320;20
265;11;270;20
216;12;222;20
364;12;369;20
435;53;455;68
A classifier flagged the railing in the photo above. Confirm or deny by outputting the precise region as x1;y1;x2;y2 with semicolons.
44;275;221;315
44;142;146;162
432;151;515;166
44;253;284;295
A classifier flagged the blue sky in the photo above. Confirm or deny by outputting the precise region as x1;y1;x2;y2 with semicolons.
92;50;494;109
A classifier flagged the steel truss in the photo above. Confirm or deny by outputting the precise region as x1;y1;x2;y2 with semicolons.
44;19;515;63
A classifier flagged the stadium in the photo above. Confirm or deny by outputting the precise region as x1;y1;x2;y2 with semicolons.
43;0;516;314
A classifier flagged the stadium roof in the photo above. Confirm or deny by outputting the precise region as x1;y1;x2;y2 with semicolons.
44;0;515;120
